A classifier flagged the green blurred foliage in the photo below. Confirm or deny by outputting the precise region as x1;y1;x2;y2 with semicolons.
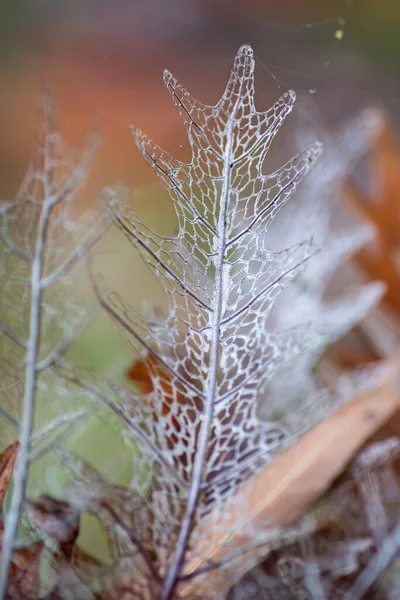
352;1;400;68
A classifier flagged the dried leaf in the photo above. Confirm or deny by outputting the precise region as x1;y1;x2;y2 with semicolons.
0;442;19;515
6;541;44;600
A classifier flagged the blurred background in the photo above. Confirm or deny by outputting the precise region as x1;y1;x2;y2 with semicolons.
1;0;400;200
3;0;400;313
2;0;400;561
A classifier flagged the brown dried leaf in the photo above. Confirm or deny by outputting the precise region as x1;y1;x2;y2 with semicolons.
6;541;44;600
0;442;19;515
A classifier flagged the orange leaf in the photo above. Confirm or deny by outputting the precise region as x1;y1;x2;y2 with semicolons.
128;353;191;447
127;355;156;396
344;116;400;315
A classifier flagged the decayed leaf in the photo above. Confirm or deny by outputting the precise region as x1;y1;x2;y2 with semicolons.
234;436;400;600
27;495;107;600
127;351;188;424
127;347;202;460
1;45;394;598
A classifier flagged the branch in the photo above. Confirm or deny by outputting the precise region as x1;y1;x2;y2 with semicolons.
0;105;100;598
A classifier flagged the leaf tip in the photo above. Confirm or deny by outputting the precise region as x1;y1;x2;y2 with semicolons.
163;69;174;85
237;43;254;58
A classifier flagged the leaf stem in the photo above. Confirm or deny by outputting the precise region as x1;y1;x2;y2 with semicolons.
160;96;239;600
0;199;50;598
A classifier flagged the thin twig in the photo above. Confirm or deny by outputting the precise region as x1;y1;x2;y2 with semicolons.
40;212;107;288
